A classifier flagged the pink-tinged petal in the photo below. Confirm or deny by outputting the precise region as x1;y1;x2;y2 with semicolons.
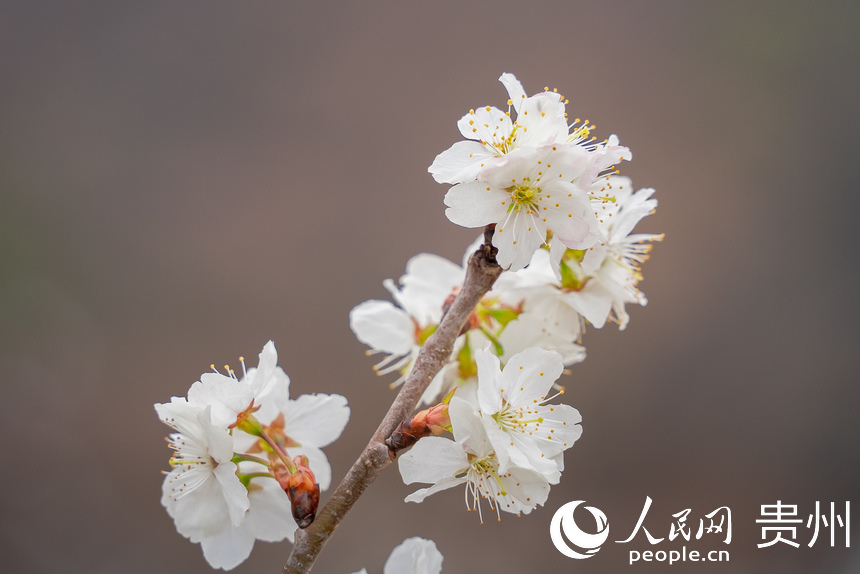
399;436;468;485
501;347;563;407
404;475;465;504
444;181;507;228
246;477;297;543
456;106;513;146
199;524;256;571
284;393;349;448
542;183;601;250
475;348;503;414
384;537;444;574
499;72;526;114
349;300;415;355
429;140;496;184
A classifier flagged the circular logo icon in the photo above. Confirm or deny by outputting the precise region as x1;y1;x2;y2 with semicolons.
550;500;610;559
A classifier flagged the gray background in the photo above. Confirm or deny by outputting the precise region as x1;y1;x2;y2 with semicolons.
1;1;858;573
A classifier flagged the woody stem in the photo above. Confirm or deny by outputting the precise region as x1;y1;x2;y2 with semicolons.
281;225;502;574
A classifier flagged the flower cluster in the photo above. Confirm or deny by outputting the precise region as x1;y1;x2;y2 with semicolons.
155;341;349;570
349;73;662;522
156;72;662;572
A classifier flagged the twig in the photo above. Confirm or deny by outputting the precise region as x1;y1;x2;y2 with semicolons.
281;225;501;574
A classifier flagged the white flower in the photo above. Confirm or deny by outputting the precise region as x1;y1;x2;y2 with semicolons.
186;341;280;429
157;341;350;570
429;73;569;185
474;347;582;483
349;252;465;403
444;144;600;270
399;397;550;522
155;399;249;542
352;537;444;574
232;364;350;491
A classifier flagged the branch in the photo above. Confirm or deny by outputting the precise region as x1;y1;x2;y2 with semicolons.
282;226;501;574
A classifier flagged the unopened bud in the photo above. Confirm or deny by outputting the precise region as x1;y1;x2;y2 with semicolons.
283;455;319;529
385;401;451;458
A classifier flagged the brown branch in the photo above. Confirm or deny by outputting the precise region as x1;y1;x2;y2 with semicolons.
282;226;501;574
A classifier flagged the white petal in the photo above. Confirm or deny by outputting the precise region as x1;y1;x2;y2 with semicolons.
395;253;465;325
499;73;526;114
188;373;254;429
561;285;612;329
161;467;226;539
349;300;415;355
246;477;297;543
449;397;492;457
493;210;546;272
284;393;349;448
398;436;468;485
500;466;551;513
501;347;564;407
199;524;256;571
384;537;444;574
515;92;569;148
214;462;252;527
404;475;465;503
444;181;508;228
456;106;512;146
475;348;503;414
429;140;496;184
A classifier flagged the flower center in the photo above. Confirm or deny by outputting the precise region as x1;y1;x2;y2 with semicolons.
506;179;541;212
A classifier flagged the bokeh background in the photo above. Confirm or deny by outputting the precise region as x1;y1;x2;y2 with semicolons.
2;1;858;573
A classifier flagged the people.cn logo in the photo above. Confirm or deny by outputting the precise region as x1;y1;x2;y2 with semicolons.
550;500;610;559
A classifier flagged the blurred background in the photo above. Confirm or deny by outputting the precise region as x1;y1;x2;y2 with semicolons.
1;1;858;573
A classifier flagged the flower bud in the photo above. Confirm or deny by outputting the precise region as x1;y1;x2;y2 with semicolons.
385;401;451;458
283;455;319;529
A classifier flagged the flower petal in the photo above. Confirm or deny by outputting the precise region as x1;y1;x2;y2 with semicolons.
429;140;496;184
399;436;468;485
349;300;415;355
444;181;507;228
199;524;256;571
284;393;349;448
384;537;444;574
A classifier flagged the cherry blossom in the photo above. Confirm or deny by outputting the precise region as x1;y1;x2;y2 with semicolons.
398;397;550;522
